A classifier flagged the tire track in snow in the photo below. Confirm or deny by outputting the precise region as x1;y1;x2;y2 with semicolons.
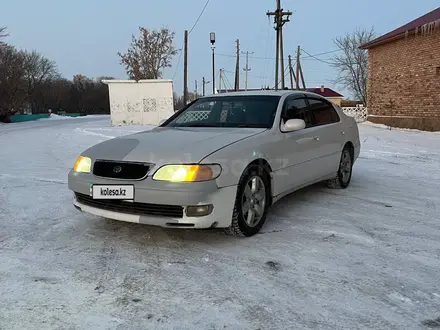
75;128;116;139
0;173;66;185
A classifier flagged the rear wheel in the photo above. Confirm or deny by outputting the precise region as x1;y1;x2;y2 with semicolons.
326;145;353;189
225;165;270;237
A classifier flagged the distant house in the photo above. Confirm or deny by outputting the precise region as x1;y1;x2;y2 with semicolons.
217;86;344;106
305;86;344;106
340;100;364;108
360;7;440;131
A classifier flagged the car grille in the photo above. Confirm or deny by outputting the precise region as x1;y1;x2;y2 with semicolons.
93;160;151;180
75;193;184;218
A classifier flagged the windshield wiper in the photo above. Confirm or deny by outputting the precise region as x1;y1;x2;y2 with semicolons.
172;123;267;128
237;124;266;128
179;123;220;127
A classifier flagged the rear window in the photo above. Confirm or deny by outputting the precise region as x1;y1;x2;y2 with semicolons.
308;98;340;125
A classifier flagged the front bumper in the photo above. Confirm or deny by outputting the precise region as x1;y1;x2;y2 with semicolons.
68;171;237;229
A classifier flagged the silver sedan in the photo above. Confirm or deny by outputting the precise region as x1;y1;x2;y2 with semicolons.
68;90;360;237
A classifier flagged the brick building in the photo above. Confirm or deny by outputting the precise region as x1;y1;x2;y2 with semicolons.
360;7;440;131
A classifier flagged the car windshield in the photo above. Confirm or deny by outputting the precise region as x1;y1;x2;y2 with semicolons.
164;95;281;128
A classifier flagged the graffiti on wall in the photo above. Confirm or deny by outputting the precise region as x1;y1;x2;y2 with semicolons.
110;97;174;126
143;98;157;112
143;97;173;112
110;97;173;113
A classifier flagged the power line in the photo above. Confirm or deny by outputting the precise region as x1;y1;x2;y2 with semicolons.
222;72;234;90
301;49;334;65
301;49;341;59
172;0;211;80
302;57;335;62
216;53;289;61
172;48;183;80
263;15;273;87
188;0;211;35
215;49;340;62
223;69;267;81
271;64;291;89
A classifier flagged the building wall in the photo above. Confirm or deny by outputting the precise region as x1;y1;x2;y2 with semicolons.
327;97;342;106
367;30;440;130
104;80;174;126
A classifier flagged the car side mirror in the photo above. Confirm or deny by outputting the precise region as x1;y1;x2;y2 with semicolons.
282;119;305;132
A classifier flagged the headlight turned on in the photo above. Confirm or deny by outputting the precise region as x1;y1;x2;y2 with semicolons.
73;156;92;173
152;164;222;182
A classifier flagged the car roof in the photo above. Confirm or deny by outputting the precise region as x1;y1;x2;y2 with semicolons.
198;90;326;99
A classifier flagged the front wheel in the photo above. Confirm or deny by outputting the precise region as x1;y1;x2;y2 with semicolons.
225;165;270;237
326;145;353;189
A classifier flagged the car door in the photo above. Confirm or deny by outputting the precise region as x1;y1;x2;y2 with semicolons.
272;95;323;196
305;97;345;179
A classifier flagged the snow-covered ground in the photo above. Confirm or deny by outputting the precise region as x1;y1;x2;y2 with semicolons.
1;116;440;330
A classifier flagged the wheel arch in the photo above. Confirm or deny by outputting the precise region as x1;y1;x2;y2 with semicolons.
245;158;273;206
344;141;354;160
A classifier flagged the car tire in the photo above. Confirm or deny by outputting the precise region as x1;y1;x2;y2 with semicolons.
326;144;353;189
225;164;270;237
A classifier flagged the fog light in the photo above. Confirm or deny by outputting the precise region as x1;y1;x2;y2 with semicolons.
185;205;214;217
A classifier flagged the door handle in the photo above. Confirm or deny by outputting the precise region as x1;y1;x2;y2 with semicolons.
297;136;320;144
297;137;314;144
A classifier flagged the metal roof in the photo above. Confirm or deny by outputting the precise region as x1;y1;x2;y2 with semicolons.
305;87;343;97
360;7;440;49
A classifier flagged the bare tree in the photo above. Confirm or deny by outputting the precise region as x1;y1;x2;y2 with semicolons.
23;50;59;109
0;45;27;118
118;27;178;80
331;27;376;105
0;26;8;46
173;91;198;110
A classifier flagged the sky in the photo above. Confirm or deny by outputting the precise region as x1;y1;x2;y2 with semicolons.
1;0;439;99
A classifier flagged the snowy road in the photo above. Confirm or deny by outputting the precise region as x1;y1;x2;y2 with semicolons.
1;116;440;330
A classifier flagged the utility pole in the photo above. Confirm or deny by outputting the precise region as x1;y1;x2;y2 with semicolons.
299;60;306;89
195;80;198;98
288;55;297;89
202;77;210;96
296;45;300;89
234;39;240;91
219;69;223;93
210;32;216;94
219;69;221;92
267;0;292;90
279;23;285;89
183;30;188;104
242;50;254;91
294;46;306;90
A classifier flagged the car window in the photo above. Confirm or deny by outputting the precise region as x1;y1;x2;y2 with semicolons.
281;97;313;128
307;98;340;125
174;102;212;124
165;95;281;128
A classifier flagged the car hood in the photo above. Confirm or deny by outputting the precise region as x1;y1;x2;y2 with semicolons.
82;126;265;165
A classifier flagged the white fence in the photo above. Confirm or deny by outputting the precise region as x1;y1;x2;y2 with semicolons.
341;106;368;123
